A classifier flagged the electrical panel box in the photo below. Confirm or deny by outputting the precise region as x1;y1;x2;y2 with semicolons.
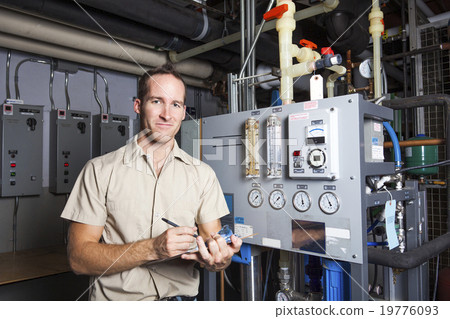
49;109;92;194
1;103;44;197
288;106;340;180
201;94;393;265
92;113;130;157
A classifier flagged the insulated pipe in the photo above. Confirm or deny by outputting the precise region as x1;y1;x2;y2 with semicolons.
6;49;11;99
0;33;209;89
170;0;339;63
49;59;55;110
368;232;450;269
0;7;214;80
65;72;70;111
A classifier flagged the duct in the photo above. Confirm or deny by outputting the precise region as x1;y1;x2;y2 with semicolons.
0;7;215;80
416;0;435;18
77;0;225;43
0;32;209;89
0;0;241;71
368;232;450;269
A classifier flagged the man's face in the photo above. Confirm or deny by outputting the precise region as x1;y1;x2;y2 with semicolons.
134;74;186;143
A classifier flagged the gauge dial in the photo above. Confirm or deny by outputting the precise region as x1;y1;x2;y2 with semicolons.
307;149;326;168
319;192;340;214
292;191;312;212
269;189;286;210
275;290;290;301
359;58;374;79
248;189;263;208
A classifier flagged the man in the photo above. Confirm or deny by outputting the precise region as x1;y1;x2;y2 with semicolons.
61;63;242;301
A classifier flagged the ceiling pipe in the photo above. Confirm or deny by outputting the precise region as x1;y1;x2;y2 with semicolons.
0;7;215;80
0;32;209;89
170;0;340;63
0;0;241;71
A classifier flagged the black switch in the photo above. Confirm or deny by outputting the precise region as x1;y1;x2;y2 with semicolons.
64;179;69;183
64;170;69;175
10;181;16;186
27;118;37;131
77;122;86;134
118;125;126;137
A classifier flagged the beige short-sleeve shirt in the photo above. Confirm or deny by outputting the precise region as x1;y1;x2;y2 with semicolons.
61;137;230;300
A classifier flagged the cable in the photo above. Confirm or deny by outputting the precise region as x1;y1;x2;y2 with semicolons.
263;249;274;301
367;241;388;246
367;219;379;233
398;159;450;173
433;254;440;301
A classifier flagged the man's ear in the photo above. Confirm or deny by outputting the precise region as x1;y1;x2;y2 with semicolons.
182;105;186;120
133;99;141;114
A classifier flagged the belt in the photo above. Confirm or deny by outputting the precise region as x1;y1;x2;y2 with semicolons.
159;295;197;301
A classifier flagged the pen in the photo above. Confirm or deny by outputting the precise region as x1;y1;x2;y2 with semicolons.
161;217;198;238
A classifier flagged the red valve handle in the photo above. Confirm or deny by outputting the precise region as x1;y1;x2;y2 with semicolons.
263;4;289;21
299;39;317;50
321;47;334;55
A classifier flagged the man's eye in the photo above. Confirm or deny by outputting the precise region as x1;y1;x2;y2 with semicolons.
173;103;181;108
151;99;160;104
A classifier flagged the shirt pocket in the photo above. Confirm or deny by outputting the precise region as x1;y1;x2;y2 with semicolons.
105;199;152;243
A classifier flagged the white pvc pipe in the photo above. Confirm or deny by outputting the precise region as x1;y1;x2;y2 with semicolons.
0;7;214;80
0;32;208;88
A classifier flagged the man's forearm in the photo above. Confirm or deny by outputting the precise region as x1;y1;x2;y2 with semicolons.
68;239;158;276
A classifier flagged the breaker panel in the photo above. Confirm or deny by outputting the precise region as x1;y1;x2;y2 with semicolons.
1;103;44;197
92;113;130;157
49;108;92;194
201;94;393;265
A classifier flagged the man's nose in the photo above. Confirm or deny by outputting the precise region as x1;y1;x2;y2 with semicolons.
159;105;172;120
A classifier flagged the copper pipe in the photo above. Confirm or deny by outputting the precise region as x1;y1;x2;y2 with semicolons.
384;138;445;148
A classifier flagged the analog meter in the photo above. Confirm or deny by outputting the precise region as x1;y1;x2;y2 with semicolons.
248;189;263;208
269;189;286;210
292;191;312;212
319;192;340;214
359;58;375;79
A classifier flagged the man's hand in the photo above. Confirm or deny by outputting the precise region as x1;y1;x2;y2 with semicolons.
151;226;198;260
181;232;242;272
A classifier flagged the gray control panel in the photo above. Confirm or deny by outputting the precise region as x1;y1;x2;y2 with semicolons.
1;103;44;197
201;94;392;264
49;109;92;194
93;113;130;157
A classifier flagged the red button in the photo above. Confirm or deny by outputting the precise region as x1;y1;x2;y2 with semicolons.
293;151;301;156
10;163;16;168
64;162;69;167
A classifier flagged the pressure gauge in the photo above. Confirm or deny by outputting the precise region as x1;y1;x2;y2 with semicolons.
248;189;263;208
307;149;326;168
359;58;374;79
292;191;312;212
319;192;340;214
269;189;286;210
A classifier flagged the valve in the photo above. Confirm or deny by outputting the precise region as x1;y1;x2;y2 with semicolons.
263;4;289;21
118;125;126;137
299;39;317;50
314;54;342;70
321;47;334;56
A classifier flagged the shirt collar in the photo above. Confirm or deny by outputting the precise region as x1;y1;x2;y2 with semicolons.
123;135;192;166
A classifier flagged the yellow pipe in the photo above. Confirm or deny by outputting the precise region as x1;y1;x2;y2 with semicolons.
369;0;384;98
326;65;346;97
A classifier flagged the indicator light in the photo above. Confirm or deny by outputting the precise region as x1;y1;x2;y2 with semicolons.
293;151;301;156
10;172;16;177
10;163;16;168
64;162;69;167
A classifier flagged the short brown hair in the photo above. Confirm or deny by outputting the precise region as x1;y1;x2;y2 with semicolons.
137;63;186;103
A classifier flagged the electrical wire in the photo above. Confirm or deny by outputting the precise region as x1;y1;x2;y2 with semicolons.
397;159;450;173
263;249;274;301
433;254;440;301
